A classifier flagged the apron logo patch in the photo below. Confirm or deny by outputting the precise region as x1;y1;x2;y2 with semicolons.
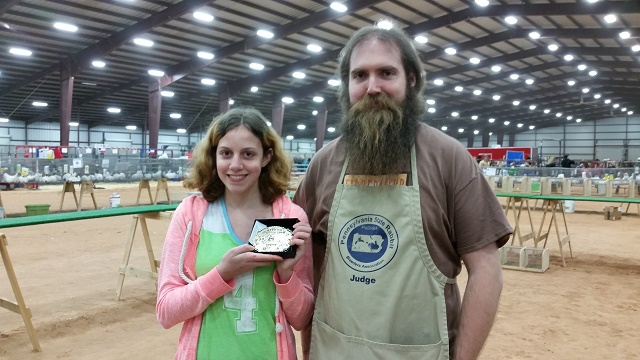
338;214;399;272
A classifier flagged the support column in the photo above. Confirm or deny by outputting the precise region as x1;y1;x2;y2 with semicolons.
497;132;504;147
60;60;74;146
218;85;230;114
272;102;285;136
148;88;162;151
482;131;490;147
466;132;474;148
509;133;515;147
315;106;328;152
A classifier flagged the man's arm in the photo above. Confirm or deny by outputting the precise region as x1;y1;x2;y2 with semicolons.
454;241;504;360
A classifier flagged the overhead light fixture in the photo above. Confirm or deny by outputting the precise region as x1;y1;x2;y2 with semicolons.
525;79;534;85
82;82;97;86
513;100;520;106
297;124;306;130
548;44;559;51
473;89;482;95
292;71;306;79
32;101;48;107
504;16;517;25
201;78;216;85
594;94;601;99
488;118;495;123
177;128;187;134
249;62;264;70
229;99;234;105
434;79;444;85
427;108;436;113
250;86;259;92
161;91;174;97
53;22;78;32
529;105;537;110
313;96;324;102
492;95;501;101
620;31;631;39
604;14;617;24
621;107;627;112
441;126;448;131
605;99;611;104
576;118;582;122
414;35;428;44
330;2;347;12
564;54;574;61
544;109;550;114
92;60;106;68
455;86;464;92
474;130;480;134
556;112;563;117
327;127;336;133
529;31;540;39
307;44;322;52
567;80;576;86
582;88;590;93
510;74;519;80
475;0;489;7
376;20;393;30
529;125;535;129
578;64;587;70
9;48;32;56
613;103;620;108
193;12;214;22
628;111;634;115
0;118;9;122
587;0;599;2
632;45;640;52
170;113;181;119
589;70;598;76
148;69;164;77
489;132;493;136
107;107;121;113
452;112;459;117
257;29;274;39
445;47;457;55
197;51;214;60
133;38;153;47
328;79;340;86
502;121;510;126
126;125;137;130
491;65;501;72
69;121;79;127
282;97;294;104
567;115;573;120
470;57;480;64
517;123;523;128
312;110;318;115
458;128;464;133
426;99;436;105
471;115;478;120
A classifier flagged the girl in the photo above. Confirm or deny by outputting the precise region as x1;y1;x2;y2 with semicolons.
157;107;314;360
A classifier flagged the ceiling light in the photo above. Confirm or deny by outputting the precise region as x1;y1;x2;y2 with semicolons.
504;16;517;25
53;22;78;32
257;29;274;39
471;115;478;120
628;111;634;115
604;14;617;23
428;108;436;113
9;48;32;56
312;110;318;115
587;0;599;2
589;70;598;76
376;20;393;30
510;74;519;80
286;135;294;140
567;80;575;86
282;97;294;104
161;91;174;97
492;95;501;101
567;115;573;120
426;99;436;105
621;107;627;112
513;101;520;106
292;71;306;79
525;79;535;85
576;119;582;122
529;31;540;39
529;105;537;110
327;127;336;132
605;99;611;104
193;12;214;22
594;94;601;99
452;112;459;117
148;69;164;77
582;88;590;93
564;54;574;61
503;121;510;126
620;31;631;39
544;109;550;113
92;60;105;68
82;82;97;86
330;2;348;12
229;99;234;105
177;128;187;134
313;96;324;102
613;104;619;108
548;44;559;51
488;118;495;123
201;78;216;85
473;89;482;95
249;63;264;70
455;86;464;92
632;45;640;52
170;113;181;119
250;86;258;92
32;101;48;107
297;124;306;130
328;79;340;86
491;65;501;72
0;118;9;122
307;44;322;52
474;130;479;134
458;128;464;133
126;125;137;130
475;0;489;7
441;126;448;131
414;36;428;44
470;57;480;64
197;51;214;60
434;79;444;85
133;38;153;47
578;64;587;70
517;123;523;128
556;112;563;117
69;121;79;127
445;47;457;55
107;107;121;113
529;125;535;130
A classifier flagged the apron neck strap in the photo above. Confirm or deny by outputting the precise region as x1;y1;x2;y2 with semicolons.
340;145;418;184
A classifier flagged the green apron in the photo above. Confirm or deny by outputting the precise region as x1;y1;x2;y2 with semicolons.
310;146;454;359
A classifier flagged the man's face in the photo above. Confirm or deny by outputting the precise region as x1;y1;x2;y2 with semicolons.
348;39;413;105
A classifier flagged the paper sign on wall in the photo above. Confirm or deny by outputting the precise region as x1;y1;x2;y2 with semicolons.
73;158;83;168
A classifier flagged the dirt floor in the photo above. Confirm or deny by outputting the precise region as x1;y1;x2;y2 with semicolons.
1;183;640;359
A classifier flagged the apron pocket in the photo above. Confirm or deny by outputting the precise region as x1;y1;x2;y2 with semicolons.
310;317;447;360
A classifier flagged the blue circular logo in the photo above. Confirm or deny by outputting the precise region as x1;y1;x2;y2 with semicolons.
338;214;399;272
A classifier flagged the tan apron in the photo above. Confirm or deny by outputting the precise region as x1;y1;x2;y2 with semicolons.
310;146;455;359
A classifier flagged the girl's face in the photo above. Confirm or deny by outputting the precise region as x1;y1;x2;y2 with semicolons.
216;126;271;198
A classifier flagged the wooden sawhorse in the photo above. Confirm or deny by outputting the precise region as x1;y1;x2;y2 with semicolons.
136;179;172;205
136;179;154;205
115;211;173;300
59;181;79;211
0;233;41;351
77;181;98;211
535;200;573;267
505;196;537;246
154;178;171;205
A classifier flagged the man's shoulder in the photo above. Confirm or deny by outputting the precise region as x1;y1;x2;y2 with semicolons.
312;137;345;163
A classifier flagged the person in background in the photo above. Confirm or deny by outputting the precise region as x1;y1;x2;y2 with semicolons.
294;23;512;360
156;107;314;360
479;155;491;167
545;156;557;167
561;154;576;168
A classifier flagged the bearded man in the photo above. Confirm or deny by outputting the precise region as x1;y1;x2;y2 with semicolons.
293;23;512;360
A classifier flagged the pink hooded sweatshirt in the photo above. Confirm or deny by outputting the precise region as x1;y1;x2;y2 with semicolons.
156;194;314;360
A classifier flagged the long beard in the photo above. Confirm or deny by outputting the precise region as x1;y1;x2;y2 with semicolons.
341;93;417;175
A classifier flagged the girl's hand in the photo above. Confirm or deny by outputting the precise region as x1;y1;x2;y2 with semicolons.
217;244;282;281
276;222;311;283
